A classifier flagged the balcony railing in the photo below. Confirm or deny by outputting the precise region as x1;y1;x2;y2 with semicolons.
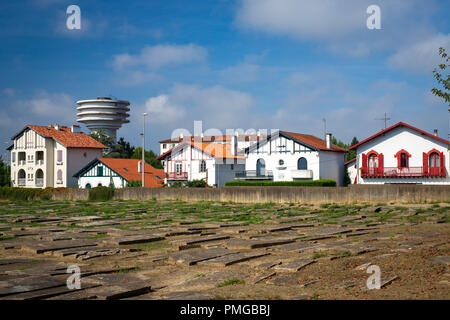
235;170;273;180
18;178;26;186
36;178;44;186
165;172;188;180
361;167;445;178
36;159;44;165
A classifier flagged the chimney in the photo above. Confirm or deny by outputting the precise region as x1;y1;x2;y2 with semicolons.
54;123;59;131
326;133;332;149
138;161;142;173
433;129;438;137
231;132;238;156
179;133;184;141
71;125;81;133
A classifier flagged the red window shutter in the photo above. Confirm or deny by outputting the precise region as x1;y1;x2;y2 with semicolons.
439;151;445;177
378;153;384;176
361;153;367;177
423;152;428;176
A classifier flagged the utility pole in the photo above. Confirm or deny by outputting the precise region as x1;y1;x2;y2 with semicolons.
375;112;391;130
141;113;147;187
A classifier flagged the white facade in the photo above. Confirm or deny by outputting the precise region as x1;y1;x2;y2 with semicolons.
77;162;127;189
241;131;346;185
159;143;245;187
9;126;104;188
350;123;450;184
345;159;357;185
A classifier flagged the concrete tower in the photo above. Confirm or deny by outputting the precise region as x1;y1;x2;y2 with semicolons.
76;97;130;141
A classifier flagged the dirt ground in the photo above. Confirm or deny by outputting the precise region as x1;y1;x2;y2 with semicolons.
0;199;448;300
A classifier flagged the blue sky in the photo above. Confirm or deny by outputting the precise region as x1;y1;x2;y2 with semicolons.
1;0;449;158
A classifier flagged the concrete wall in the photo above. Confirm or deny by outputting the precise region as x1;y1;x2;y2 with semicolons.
50;185;450;204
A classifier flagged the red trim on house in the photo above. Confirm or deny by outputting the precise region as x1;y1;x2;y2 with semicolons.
344;158;356;166
348;122;449;151
394;149;411;168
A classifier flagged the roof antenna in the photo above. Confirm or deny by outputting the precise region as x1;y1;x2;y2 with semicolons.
375;112;391;130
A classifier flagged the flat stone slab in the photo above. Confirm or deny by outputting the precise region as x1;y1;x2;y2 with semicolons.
430;256;450;265
3;283;101;300
168;248;238;266
224;237;296;250
103;234;165;245
0;276;66;297
82;274;152;300
21;240;99;254
274;259;315;272
171;235;230;247
252;271;277;284
270;241;321;253
197;252;270;267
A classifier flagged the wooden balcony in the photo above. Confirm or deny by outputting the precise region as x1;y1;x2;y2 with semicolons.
165;172;188;180
361;167;445;178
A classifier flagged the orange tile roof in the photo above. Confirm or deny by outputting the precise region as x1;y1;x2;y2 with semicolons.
157;141;244;160
99;158;164;188
27;125;106;149
281;131;347;152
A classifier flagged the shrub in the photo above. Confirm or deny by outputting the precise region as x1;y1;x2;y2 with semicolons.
127;180;142;187
169;182;185;188
0;186;53;200
186;179;207;188
88;186;114;201
224;180;336;187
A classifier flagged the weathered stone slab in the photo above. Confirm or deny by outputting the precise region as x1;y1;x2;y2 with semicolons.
77;220;120;227
197;252;269;267
171;235;230;247
274;259;315;272
353;262;372;271
270;241;321;253
224;237;296;250
103;234;164;246
255;261;281;270
3;283;101;300
430;256;450;265
168;248;237;266
0;276;66;297
21;240;99;254
82;274;152;300
252;271;276;284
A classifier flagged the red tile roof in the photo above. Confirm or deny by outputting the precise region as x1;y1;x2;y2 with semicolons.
344;158;356;165
157;141;244;160
281;131;347;152
159;134;268;143
99;158;164;188
26;125;106;149
348;122;449;150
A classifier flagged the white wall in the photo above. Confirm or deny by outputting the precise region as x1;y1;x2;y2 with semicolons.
319;151;346;186
346;161;357;185
355;126;450;184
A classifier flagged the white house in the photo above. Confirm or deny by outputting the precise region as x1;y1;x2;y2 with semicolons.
8;124;106;188
239;130;347;185
73;158;164;188
157;138;245;187
347;122;450;184
159;133;267;156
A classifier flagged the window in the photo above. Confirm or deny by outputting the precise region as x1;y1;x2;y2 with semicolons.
176;162;182;174
231;164;234;170
297;158;307;170
400;153;408;168
12;152;15;163
85;183;91;189
57;150;63;163
57;170;63;181
429;152;440;167
97;166;103;176
368;154;378;168
163;144;167;149
279;159;284;166
199;160;206;172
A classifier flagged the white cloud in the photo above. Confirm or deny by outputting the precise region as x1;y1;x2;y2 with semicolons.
114;71;162;87
387;33;450;74
235;0;438;56
113;44;207;70
2;88;15;97
219;63;261;83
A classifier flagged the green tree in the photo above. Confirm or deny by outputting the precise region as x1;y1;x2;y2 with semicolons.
105;137;135;159
131;147;163;169
89;129;115;149
431;47;449;106
0;156;11;187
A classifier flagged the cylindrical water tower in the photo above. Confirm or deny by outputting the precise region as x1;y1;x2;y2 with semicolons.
76;97;130;141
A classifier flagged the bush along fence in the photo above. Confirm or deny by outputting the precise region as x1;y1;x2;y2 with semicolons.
1;185;450;204
225;179;336;187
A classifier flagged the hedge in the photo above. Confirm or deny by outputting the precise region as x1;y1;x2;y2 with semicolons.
0;187;53;201
224;179;336;187
88;186;114;201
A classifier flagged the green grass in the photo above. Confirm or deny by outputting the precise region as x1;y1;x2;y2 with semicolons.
312;252;327;259
216;279;245;287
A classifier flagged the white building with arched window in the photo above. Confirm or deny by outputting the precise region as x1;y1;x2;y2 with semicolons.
239;130;347;185
346;122;450;184
8;124;106;188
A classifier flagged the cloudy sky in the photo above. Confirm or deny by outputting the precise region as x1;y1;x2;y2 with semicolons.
1;0;449;157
